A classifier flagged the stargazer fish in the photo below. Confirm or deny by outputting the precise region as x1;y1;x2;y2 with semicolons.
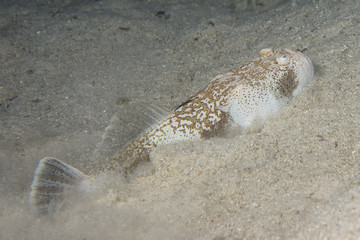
30;48;314;214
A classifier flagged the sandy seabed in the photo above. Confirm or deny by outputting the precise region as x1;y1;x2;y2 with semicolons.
1;0;360;239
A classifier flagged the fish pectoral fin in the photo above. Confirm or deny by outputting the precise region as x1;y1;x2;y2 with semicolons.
217;83;248;113
217;101;230;114
30;157;89;214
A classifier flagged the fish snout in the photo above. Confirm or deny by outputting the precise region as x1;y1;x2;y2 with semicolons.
286;49;314;96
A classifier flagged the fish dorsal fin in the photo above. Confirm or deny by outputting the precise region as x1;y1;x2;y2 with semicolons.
173;96;199;111
173;88;203;111
137;101;170;125
91;101;170;163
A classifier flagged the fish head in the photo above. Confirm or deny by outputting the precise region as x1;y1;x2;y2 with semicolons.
260;48;314;97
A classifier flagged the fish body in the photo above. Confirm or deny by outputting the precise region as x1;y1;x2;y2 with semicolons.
30;48;314;213
108;48;313;172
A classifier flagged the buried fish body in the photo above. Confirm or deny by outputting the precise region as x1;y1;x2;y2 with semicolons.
30;48;314;214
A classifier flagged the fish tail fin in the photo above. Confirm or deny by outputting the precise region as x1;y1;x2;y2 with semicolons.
30;157;90;214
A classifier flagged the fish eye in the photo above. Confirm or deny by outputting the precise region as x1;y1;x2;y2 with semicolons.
276;55;290;65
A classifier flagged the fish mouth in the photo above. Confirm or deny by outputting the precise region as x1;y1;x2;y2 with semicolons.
284;48;314;86
281;49;314;96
